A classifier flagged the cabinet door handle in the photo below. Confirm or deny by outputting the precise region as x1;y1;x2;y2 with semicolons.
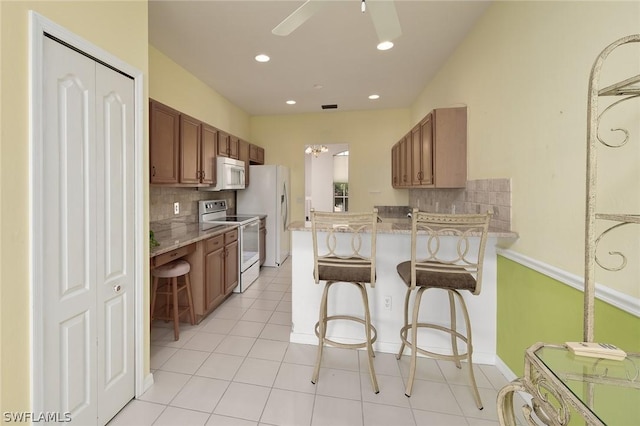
201;170;205;178
152;165;156;176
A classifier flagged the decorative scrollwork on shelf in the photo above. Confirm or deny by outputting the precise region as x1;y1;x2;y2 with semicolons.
531;371;571;425
596;94;640;148
594;221;639;271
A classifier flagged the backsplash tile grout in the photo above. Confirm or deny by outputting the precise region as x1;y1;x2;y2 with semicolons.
150;187;235;222
408;178;512;231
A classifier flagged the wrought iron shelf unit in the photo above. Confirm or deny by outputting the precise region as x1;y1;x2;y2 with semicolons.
584;34;640;342
498;34;640;426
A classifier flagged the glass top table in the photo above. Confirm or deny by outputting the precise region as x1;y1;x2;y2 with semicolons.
498;342;640;425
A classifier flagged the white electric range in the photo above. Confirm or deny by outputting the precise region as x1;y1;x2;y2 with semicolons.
199;200;260;293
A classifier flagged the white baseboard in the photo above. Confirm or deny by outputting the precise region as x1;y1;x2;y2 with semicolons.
139;373;154;397
495;354;518;382
497;249;639;317
290;333;497;365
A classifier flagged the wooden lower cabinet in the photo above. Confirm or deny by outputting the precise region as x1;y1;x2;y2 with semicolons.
204;235;225;313
184;228;240;322
224;229;239;294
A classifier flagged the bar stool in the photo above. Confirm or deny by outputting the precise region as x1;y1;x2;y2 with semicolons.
310;208;379;394
151;259;196;340
396;208;491;409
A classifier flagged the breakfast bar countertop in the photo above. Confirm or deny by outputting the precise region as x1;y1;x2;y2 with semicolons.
149;218;238;258
288;218;518;239
289;213;518;363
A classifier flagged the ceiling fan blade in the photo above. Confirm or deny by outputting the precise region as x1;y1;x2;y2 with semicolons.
272;0;326;36
367;0;402;43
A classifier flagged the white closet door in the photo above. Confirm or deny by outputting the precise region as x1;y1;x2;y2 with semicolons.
95;62;135;423
42;36;134;425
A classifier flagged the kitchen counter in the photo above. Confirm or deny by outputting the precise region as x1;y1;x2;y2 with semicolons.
289;218;518;239
150;218;238;258
289;219;518;363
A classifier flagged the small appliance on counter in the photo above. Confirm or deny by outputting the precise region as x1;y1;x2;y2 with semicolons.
237;165;290;267
198;199;260;292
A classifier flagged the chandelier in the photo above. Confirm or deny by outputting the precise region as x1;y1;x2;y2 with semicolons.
305;145;329;157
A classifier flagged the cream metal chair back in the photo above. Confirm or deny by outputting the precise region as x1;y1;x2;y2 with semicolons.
310;208;378;287
409;208;491;295
308;208;380;393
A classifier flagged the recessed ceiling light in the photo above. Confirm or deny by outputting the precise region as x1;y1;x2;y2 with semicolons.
286;100;296;105
255;54;270;62
368;94;380;100
377;41;394;51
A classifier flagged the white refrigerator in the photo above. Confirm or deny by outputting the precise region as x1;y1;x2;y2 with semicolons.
237;165;290;267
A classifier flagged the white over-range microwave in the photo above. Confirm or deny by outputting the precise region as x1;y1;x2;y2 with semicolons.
200;157;245;191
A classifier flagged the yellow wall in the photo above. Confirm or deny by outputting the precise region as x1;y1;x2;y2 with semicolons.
149;45;251;140
409;1;640;298
251;110;410;220
0;0;148;416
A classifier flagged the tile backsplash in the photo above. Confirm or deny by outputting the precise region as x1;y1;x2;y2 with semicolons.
408;178;511;231
150;187;234;222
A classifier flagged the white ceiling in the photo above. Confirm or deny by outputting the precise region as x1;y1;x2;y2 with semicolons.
148;1;491;116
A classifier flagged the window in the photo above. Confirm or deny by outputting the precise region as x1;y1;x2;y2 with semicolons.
333;150;349;212
334;182;349;212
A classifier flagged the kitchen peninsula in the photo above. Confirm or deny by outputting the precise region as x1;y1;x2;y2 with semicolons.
289;217;517;364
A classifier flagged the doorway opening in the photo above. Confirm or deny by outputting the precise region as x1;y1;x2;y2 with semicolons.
304;143;349;219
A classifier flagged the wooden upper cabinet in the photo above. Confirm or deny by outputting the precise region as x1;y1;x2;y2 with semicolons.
216;131;228;157
391;106;466;189
179;113;202;184
201;124;217;185
150;99;258;187
391;143;400;187
410;124;423;186
249;144;265;164
229;135;239;159
218;132;239;159
399;133;411;187
417;113;434;186
238;139;250;187
150;100;180;184
431;107;467;188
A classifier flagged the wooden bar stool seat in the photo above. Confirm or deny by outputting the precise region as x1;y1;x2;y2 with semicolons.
151;259;196;340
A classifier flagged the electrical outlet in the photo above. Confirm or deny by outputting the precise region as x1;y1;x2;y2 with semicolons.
384;296;392;310
174;202;180;215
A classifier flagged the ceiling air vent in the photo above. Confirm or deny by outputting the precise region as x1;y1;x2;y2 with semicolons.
321;104;338;110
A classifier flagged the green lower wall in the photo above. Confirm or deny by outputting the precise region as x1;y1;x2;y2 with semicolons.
497;255;640;376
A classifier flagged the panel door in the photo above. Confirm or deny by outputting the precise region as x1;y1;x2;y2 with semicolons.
205;247;225;312
94;62;136;423
42;36;134;425
419;113;434;185
179;114;201;184
411;124;422;186
43;35;98;426
225;241;239;294
149;100;179;183
201;124;217;185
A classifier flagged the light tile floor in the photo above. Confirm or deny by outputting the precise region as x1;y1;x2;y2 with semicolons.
110;258;519;426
